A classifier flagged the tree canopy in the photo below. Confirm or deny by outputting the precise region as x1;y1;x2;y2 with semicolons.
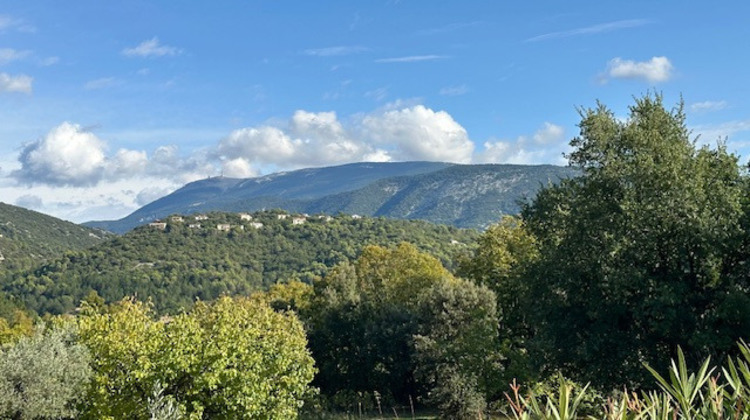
521;94;749;387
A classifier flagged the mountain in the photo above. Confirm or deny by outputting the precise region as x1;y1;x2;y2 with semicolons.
86;161;576;233
0;202;112;272
6;211;478;315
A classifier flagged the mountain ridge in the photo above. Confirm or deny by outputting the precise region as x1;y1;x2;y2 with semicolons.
86;161;576;233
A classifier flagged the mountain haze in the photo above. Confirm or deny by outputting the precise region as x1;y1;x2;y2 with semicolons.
86;162;575;233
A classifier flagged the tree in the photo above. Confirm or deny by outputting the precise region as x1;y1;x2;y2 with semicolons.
0;325;92;420
306;243;500;417
457;216;539;382
521;94;747;387
413;278;500;419
77;296;315;419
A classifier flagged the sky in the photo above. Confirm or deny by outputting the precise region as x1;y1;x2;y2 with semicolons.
0;1;749;223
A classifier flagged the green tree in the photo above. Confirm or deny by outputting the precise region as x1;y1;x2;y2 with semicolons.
522;94;747;387
307;243;500;416
77;296;315;419
413;278;500;419
0;325;92;420
457;216;539;382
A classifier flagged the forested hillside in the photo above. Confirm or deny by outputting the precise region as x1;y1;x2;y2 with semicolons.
4;211;477;315
0;202;111;273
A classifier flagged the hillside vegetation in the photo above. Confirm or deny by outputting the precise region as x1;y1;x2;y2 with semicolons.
4;211;477;315
0;202;111;273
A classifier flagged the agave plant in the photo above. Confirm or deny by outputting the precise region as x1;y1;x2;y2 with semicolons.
643;347;714;420
504;376;591;420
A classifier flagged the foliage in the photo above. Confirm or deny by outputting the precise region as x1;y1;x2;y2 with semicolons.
0;202;110;274
413;278;499;419
0;325;92;420
77;296;315;419
505;341;750;419
457;215;539;383
0;292;35;345
5;212;477;315
306;243;499;418
521;94;748;387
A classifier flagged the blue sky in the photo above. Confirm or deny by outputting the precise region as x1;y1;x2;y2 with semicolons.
0;1;749;222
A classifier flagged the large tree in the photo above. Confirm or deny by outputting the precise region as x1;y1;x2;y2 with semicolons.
522;94;748;388
77;296;315;419
306;243;499;417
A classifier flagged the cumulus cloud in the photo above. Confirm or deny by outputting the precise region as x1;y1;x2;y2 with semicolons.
602;56;673;83
218;111;373;169
221;158;257;178
0;73;32;93
533;122;565;144
14;122;107;186
12;122;213;187
216;105;476;170
360;105;474;163
475;122;567;165
0;48;31;65
122;37;182;58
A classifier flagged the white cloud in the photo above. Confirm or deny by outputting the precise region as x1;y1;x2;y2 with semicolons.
218;111;370;169
533;122;565;144
122;37;182;58
0;73;32;93
217;105;474;169
439;85;469;96
360;105;474;163
475;122;567;165
221;158;257;178
303;46;368;56
526;19;651;42
107;149;148;178
12;122;214;188
375;55;448;63
603;56;673;83
0;48;31;65
690;100;728;113
14;122;107;186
